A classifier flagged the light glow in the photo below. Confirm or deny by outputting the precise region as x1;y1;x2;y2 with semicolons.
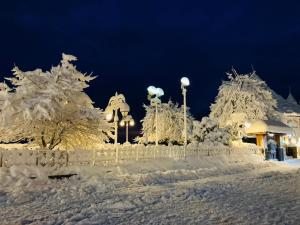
120;120;125;127
181;77;190;86
148;86;164;97
291;137;297;145
129;119;135;126
147;86;157;95
156;88;164;97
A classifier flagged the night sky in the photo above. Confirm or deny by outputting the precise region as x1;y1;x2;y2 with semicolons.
1;0;300;138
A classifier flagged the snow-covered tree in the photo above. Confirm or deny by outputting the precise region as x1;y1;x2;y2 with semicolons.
137;100;193;144
0;53;113;150
192;117;230;145
210;69;277;139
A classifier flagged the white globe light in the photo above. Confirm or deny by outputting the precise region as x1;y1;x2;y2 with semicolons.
181;77;190;86
120;120;125;127
156;88;164;97
129;119;135;126
147;86;157;95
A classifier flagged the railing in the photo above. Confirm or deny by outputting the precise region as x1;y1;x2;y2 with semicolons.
0;144;258;168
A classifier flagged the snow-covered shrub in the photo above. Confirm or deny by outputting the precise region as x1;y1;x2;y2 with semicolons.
137;100;193;144
0;54;113;150
192;117;230;145
210;69;278;140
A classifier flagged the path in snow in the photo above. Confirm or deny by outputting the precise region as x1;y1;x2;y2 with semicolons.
0;151;300;225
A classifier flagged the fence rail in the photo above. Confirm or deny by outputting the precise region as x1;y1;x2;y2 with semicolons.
0;144;260;168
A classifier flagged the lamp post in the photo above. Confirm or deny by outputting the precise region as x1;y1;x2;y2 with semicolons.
105;92;130;146
181;77;190;155
120;115;135;145
147;86;164;146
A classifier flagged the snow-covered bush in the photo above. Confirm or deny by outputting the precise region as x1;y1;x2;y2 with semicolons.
0;54;113;150
192;117;230;145
137;100;193;144
210;69;278;140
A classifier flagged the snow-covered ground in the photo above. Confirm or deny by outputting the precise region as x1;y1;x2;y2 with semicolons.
0;149;300;225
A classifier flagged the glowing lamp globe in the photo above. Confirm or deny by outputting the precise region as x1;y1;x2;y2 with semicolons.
120;120;125;127
181;77;190;87
129;119;135;126
147;86;157;95
156;88;164;97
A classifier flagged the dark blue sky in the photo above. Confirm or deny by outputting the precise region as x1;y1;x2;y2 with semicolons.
1;0;300;126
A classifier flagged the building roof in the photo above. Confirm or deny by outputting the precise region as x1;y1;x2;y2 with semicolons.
272;91;300;114
252;73;300;114
286;91;298;105
245;119;294;135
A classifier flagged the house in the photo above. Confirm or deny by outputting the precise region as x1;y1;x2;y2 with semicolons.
244;86;300;158
244;119;294;149
253;74;300;146
272;90;300;145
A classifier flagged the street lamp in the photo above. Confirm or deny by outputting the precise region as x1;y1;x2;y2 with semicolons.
147;86;164;146
105;92;130;146
120;115;135;145
181;77;190;152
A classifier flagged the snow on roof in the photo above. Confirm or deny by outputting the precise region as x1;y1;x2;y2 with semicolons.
245;119;294;135
252;72;300;114
286;91;298;105
271;90;300;114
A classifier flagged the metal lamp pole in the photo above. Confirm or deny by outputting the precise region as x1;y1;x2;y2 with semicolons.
126;121;129;143
182;87;187;147
120;115;134;144
114;112;119;145
147;86;164;146
105;92;130;162
155;102;158;146
181;77;190;157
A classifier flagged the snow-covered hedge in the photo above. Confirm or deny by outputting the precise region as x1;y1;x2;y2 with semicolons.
192;117;231;145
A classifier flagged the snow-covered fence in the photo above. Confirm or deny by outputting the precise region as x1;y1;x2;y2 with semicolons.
36;150;68;167
0;149;37;167
0;149;68;167
0;144;239;167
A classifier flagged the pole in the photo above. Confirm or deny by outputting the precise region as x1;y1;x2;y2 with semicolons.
126;121;129;144
114;120;118;145
183;87;187;158
155;103;158;146
114;111;119;163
